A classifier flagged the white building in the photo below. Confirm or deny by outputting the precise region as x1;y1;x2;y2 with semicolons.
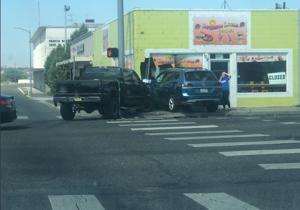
30;20;103;92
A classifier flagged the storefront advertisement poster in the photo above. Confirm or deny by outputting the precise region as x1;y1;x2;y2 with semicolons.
152;55;175;67
268;72;286;84
237;54;286;63
176;54;203;68
193;17;247;45
102;28;109;52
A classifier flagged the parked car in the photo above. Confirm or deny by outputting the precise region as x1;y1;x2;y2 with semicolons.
54;66;152;120
148;68;222;112
1;94;17;124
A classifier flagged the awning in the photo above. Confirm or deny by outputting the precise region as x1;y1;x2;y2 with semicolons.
56;56;93;66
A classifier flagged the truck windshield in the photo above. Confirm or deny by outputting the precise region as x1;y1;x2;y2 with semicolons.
82;67;122;79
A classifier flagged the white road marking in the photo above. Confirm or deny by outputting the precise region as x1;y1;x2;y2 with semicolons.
56;116;62;119
184;193;260;210
258;163;300;170
219;149;300;157
35;97;53;101
262;120;275;122
165;134;269;141
145;130;243;136
245;117;260;119
48;195;105;210
131;125;218;131
119;122;196;127
18;87;25;94
188;140;300;148
107;119;178;123
216;117;229;119
280;122;300;124
17;116;29;119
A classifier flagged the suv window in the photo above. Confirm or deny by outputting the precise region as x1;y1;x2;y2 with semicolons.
156;73;164;83
185;71;217;81
162;72;174;82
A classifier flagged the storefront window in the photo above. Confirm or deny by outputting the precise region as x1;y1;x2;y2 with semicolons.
237;54;287;93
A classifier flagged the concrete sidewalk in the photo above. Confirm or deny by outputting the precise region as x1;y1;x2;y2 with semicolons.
18;86;300;118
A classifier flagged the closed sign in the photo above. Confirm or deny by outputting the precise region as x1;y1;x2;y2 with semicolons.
268;72;286;84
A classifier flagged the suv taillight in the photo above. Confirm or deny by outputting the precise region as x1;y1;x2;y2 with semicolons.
1;100;12;108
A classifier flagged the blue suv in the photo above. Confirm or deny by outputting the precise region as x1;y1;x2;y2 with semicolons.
149;68;222;112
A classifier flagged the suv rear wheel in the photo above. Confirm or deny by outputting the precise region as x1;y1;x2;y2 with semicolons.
206;104;219;112
60;103;75;120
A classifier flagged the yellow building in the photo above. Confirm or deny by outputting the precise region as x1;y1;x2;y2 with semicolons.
93;9;300;108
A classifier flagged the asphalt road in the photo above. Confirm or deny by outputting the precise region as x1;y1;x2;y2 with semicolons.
1;84;300;210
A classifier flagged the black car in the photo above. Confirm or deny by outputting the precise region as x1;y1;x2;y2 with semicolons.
148;68;223;112
1;94;17;124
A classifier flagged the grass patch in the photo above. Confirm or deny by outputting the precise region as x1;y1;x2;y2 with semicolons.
46;92;54;96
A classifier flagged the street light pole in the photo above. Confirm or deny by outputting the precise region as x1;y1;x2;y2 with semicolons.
14;27;32;96
64;5;70;51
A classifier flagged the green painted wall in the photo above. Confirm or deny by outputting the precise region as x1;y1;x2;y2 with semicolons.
93;12;134;67
237;11;299;107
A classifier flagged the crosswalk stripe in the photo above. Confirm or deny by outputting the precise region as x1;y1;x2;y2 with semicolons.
280;122;300;124
56;116;62;119
216;117;229;119
48;195;105;210
119;122;196;127
219;148;300;157
262;120;275;122
145;130;243;136
188;140;300;148
131;125;218;131
165;134;269;141
258;163;300;170
184;193;260;210
107;119;178;123
17;116;29;119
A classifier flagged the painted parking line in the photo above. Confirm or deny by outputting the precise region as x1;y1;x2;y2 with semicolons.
219;148;300;157
258;163;300;170
165;134;269;141
17;116;29;119
48;195;105;210
131;125;218;131
184;193;260;210
107;119;178;123
119;122;196;127
145;130;243;136
188;140;300;148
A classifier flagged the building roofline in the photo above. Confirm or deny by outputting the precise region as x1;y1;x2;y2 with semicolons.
69;31;93;46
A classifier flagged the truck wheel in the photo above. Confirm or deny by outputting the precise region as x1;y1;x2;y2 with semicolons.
206;104;219;113
60;103;75;120
104;97;119;119
168;95;177;112
142;97;153;112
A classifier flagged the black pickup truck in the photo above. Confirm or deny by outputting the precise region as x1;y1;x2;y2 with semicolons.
53;66;152;120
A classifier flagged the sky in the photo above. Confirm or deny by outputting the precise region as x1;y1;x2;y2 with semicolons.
1;0;300;68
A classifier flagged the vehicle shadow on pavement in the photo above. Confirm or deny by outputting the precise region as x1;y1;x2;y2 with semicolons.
1;125;31;131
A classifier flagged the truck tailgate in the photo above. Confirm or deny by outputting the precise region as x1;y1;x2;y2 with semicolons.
55;80;101;96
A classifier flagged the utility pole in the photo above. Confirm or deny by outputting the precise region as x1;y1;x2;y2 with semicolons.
14;63;16;83
38;0;40;26
64;5;70;51
118;0;125;67
221;0;230;9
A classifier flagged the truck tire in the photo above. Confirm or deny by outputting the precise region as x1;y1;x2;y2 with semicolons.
104;97;119;119
206;104;219;113
168;94;178;112
60;103;75;120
